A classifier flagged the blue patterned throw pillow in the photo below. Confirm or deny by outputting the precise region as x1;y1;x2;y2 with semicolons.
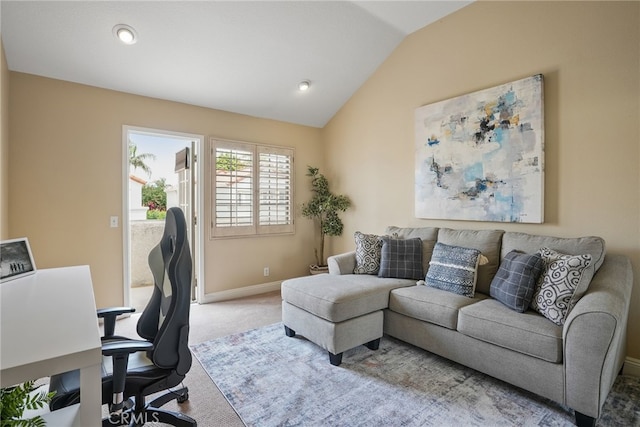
531;247;593;325
490;251;545;312
426;242;483;298
378;237;423;280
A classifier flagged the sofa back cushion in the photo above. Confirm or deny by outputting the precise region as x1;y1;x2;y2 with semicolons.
436;228;504;295
501;232;606;271
385;226;438;276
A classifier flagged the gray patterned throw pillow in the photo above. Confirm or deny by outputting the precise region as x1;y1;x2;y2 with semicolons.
426;242;483;298
353;232;383;275
530;247;593;325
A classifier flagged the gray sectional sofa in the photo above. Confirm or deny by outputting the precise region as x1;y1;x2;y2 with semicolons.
281;227;633;427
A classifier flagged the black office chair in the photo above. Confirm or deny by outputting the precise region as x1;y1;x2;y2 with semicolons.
49;207;197;426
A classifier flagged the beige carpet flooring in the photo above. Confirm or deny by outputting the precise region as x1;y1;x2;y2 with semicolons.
48;289;637;427
111;290;283;426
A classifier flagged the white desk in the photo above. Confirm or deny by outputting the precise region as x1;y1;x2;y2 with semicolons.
1;265;102;426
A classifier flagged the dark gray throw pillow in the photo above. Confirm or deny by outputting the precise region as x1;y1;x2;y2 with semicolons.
490;250;545;313
378;237;423;280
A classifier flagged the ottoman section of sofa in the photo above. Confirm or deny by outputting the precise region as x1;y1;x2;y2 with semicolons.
282;301;384;364
281;273;415;365
281;273;415;323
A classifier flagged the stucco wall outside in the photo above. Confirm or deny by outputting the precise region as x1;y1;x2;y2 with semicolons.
130;220;164;287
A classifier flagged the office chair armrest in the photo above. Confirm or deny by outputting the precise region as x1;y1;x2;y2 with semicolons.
97;307;136;339
102;339;154;357
101;339;154;417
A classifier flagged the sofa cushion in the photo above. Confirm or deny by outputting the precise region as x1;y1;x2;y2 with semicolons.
385;226;438;275
437;228;504;295
501;232;605;271
458;299;563;363
353;231;383;275
389;285;487;330
378;237;423;280
531;248;593;326
490;251;545;312
425;242;484;297
281;274;414;323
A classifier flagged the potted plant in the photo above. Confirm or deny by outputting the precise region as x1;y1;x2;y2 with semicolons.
301;166;351;274
1;380;55;426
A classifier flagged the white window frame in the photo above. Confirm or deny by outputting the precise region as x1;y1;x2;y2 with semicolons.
210;137;294;238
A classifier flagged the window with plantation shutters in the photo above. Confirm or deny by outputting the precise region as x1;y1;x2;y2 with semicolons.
258;146;293;233
211;138;294;238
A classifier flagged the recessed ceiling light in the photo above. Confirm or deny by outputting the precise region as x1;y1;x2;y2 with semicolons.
298;80;311;91
113;24;137;45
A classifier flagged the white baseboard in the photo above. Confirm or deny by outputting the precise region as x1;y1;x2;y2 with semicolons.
201;280;282;304
623;357;640;377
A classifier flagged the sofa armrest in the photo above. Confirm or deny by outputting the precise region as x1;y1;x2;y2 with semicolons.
562;254;633;419
328;251;356;275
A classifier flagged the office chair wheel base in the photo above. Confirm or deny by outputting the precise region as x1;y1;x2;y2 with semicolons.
177;392;189;403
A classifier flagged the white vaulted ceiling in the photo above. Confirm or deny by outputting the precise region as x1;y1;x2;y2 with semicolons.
1;1;471;128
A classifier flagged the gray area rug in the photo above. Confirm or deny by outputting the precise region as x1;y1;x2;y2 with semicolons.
191;323;640;426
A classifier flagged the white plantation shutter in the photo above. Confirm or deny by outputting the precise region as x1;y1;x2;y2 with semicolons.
212;140;255;237
258;146;293;234
211;138;294;238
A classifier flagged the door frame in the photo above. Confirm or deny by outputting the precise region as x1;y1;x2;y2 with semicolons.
122;125;205;306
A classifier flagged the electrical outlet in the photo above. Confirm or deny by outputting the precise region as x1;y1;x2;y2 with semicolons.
110;216;119;228
263;267;270;277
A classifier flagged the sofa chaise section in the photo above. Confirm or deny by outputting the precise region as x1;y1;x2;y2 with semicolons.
281;273;415;365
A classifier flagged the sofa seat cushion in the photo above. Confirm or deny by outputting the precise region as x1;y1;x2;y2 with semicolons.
458;299;563;363
389;285;488;330
281;274;414;323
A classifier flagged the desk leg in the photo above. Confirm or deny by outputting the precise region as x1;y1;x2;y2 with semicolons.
79;362;101;427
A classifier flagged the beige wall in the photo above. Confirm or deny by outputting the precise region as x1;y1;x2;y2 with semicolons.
322;1;640;358
9;73;322;308
1;39;9;239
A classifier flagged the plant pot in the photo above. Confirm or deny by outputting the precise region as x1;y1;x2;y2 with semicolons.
309;265;329;275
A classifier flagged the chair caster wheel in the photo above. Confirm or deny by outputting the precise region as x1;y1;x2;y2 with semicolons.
177;392;189;403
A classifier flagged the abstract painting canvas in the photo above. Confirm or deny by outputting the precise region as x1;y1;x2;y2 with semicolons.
415;75;544;223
